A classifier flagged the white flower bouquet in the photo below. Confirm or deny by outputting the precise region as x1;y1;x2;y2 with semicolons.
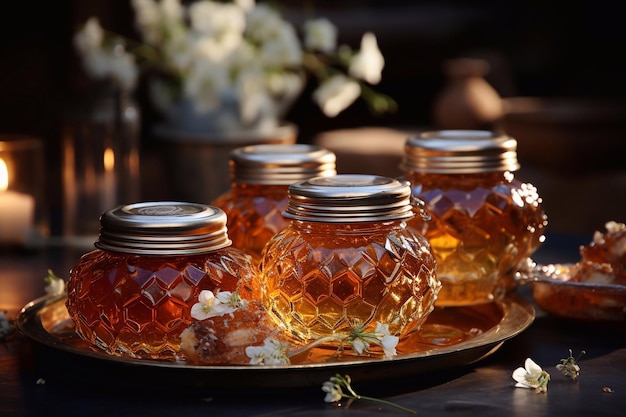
74;0;395;133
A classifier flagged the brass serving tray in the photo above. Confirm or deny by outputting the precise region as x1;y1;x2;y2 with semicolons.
17;295;534;390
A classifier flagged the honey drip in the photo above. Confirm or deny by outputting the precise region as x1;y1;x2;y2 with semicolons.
259;221;440;342
406;172;547;306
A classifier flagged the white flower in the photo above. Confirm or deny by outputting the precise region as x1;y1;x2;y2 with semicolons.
189;1;246;38
245;337;290;365
73;17;104;54
45;277;65;296
160;0;183;23
351;338;368;355
321;374;416;413
131;0;163;45
234;0;255;12
512;358;550;393
44;270;66;297
313;75;361;117
257;23;302;67
556;349;585;381
73;18;139;91
322;380;343;403
304;18;337;53
345;321;399;359
75;1;393;125
375;322;399;359
246;4;284;42
107;45;139;91
190;289;247;320
349;32;384;85
183;59;230;113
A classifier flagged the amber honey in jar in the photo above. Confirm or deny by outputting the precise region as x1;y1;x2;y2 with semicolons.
212;144;336;266
259;174;440;343
400;130;547;306
66;201;257;360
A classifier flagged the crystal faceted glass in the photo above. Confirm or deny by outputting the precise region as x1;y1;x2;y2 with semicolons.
66;202;257;360
259;175;440;343
212;144;336;266
400;130;547;306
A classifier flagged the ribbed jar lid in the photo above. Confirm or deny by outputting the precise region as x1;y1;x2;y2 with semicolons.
400;130;520;173
283;174;415;223
230;144;336;185
95;201;232;255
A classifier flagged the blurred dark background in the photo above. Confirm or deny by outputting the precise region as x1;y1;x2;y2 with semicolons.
1;0;624;236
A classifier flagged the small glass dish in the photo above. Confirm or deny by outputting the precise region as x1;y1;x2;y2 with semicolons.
519;262;626;321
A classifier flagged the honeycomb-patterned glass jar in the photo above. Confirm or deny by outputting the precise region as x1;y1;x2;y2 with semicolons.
400;130;547;306
212;144;336;266
259;174;440;343
65;201;257;360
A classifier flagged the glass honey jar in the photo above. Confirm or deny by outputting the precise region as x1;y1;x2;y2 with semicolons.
259;174;440;343
66;201;257;360
400;130;547;306
212;144;336;266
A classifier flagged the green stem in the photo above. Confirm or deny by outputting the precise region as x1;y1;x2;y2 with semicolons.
357;395;416;414
286;335;345;358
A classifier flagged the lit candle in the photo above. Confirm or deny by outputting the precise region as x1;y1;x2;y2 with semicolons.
0;157;35;244
102;147;115;210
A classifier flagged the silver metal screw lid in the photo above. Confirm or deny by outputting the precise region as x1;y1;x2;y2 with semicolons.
400;130;520;174
95;201;232;255
230;144;336;185
283;174;415;223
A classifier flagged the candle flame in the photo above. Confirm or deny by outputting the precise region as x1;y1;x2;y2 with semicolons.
0;158;8;191
104;147;115;172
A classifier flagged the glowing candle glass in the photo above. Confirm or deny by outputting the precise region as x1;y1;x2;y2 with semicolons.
63;89;140;243
0;136;47;247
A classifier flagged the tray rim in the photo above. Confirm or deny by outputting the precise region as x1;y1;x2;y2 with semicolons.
18;295;533;367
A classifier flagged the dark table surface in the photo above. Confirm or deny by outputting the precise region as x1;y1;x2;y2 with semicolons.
1;233;625;417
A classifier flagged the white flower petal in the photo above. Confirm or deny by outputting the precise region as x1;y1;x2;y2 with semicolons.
303;18;337;53
45;279;66;296
525;358;543;376
351;338;367;355
322;381;342;403
374;322;390;335
198;290;216;305
313;75;360;117
381;334;399;358
349;32;384;85
512;366;529;384
190;303;209;320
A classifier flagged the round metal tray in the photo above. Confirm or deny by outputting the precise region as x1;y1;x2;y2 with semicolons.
17;295;534;390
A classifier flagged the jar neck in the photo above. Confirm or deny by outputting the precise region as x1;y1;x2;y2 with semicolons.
289;219;408;234
231;182;289;197
403;170;513;181
402;170;515;191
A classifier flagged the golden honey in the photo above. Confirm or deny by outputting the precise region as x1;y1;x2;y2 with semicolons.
400;130;547;306
212;144;336;266
259;175;440;342
66;202;257;359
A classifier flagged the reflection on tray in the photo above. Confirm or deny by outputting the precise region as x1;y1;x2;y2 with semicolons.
33;297;521;365
17;295;534;389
